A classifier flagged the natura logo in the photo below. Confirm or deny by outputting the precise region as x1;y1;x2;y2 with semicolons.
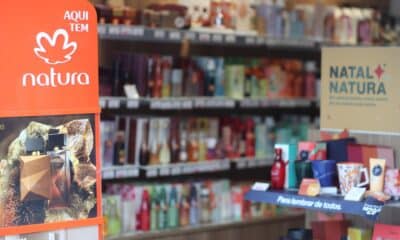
22;28;90;88
34;29;77;65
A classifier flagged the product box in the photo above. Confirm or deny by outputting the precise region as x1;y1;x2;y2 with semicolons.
347;143;395;169
384;169;400;199
348;227;372;240
372;224;400;240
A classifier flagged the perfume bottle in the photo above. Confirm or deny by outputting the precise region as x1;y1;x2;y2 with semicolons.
113;131;125;165
159;119;171;165
189;184;199;226
168;186;179;228
187;132;199;162
153;58;163;98
47;129;71;208
200;185;211;224
150;187;159;231
107;197;122;236
179;132;188;162
139;189;150;231
270;148;285;190
161;57;171;98
179;186;190;227
139;141;149;166
158;186;168;230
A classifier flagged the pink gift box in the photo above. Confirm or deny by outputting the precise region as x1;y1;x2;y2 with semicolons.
384;169;400;198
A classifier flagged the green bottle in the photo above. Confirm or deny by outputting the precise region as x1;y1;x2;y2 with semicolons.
150;186;159;231
168;186;179;228
158;186;168;230
107;197;121;236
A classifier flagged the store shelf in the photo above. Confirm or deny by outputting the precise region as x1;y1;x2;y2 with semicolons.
245;189;390;221
106;212;305;240
98;24;319;50
100;97;319;116
102;157;272;180
102;165;141;180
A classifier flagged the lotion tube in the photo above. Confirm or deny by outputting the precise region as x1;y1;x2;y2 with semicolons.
369;158;386;192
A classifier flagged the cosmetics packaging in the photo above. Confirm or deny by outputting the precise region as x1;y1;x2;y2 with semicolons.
107;196;122;236
47;129;71;208
271;148;286;190
384;169;400;199
369;158;386;193
161;58;171;98
159;119;171;165
255;121;267;158
275;143;297;189
214;58;225;97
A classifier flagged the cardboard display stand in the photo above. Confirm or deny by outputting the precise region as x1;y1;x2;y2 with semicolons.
0;1;102;239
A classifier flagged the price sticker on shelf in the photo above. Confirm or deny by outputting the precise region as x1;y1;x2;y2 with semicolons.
102;169;115;180
184;32;196;41
212;34;223;43
169;31;181;41
237;160;247;169
98;25;107;35
198;33;211;42
225;35;237;44
108;25;121;35
127;168;140;177
99;98;107;108
181;100;193;109
159;167;170;176
248;160;257;168
245;37;256;45
256;37;265;45
240;99;259;108
251;182;270;191
108;99;120;109
154;30;166;39
115;169;128;178
146;168;158;178
171;166;182;176
132;27;144;37
126;99;139;109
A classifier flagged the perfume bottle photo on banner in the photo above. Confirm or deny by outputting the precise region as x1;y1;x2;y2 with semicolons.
47;129;71;209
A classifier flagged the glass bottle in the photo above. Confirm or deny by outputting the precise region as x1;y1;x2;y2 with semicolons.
113;131;125;165
189;184;199;226
158;186;168;230
200;185;211;224
139;189;150;231
270;148;285;190
168;186;179;229
47;129;71;209
150;187;159;231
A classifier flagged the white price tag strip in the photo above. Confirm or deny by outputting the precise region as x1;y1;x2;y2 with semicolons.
102;170;115;180
169;31;181;41
99;98;106;108
108;99;120;109
127;168;140;177
98;25;107;35
146;169;158;178
212;34;223;43
225;35;237;44
171;166;182;175
248;160;257;168
154;30;166;39
245;37;256;45
115;169;128;178
108;25;120;35
199;33;211;42
127;100;139;109
185;32;196;41
251;182;270;191
237;160;247;169
159;167;170;176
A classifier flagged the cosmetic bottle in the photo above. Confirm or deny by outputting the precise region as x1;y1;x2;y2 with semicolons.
113;131;125;166
271;148;285;189
189;184;199;226
158;186;168;230
167;186;179;228
47;129;71;208
150;187;159;231
139;189;150;231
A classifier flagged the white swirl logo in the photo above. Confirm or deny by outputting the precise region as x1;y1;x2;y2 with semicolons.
34;29;77;65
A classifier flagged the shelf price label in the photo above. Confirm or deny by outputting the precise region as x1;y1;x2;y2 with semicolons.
237;160;247;169
127;168;140;177
115;169;128;178
99;98;107;108
108;25;121;35
171;166;182;176
159;167;170;176
154;30;166;39
225;35;237;44
245;37;256;45
126;99;139;109
169;31;181;41
248;160;257;168
98;25;107;35
212;34;223;43
102;169;115;180
108;99;120;109
240;99;259;108
184;32;196;41
146;168;158;178
198;33;211;42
